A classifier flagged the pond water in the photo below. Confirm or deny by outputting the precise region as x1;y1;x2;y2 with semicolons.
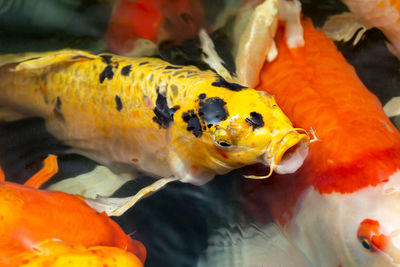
0;1;399;266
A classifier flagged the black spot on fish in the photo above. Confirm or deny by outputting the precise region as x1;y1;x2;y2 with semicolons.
53;96;65;122
172;105;180;111
138;61;149;66
198;97;228;127
182;110;202;137
165;65;182;70
99;65;114;83
152;90;179;128
246;112;264;130
100;55;113;65
212;76;247;91
121;65;132;76
198;93;206;100
115;95;123;112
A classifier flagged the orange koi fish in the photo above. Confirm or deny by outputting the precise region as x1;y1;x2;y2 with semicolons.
0;155;146;266
241;18;400;266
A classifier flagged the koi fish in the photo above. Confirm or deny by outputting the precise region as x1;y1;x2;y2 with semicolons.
0;155;146;265
323;0;400;59
0;49;309;214
236;18;400;266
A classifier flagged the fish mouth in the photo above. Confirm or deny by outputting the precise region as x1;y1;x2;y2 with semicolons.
265;131;310;174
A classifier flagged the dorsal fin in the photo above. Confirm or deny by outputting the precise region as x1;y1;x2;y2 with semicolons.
0;49;98;71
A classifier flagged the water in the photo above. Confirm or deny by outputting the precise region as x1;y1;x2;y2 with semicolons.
0;1;399;266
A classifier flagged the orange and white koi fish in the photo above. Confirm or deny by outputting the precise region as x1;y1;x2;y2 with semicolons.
323;0;400;59
0;49;309;214
236;18;400;266
0;155;146;266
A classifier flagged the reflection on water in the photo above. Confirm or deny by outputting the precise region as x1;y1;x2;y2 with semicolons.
0;0;399;266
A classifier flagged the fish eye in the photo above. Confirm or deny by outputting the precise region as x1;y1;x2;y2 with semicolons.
214;128;231;148
360;237;373;251
216;139;231;147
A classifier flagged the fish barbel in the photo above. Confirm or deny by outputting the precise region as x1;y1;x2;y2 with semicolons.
0;49;309;190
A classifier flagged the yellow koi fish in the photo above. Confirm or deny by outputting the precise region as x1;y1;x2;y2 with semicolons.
0;49;309;214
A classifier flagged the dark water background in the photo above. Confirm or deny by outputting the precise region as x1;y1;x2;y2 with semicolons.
0;1;399;266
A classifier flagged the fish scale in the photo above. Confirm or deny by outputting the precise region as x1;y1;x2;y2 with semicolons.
0;49;309;191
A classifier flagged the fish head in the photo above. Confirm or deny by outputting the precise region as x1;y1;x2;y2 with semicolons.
349;173;400;266
290;170;400;267
172;86;309;181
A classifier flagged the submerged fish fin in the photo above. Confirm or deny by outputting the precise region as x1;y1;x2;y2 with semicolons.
24;154;58;189
47;165;133;198
322;12;368;45
278;0;304;48
198;223;311;267
199;29;234;82
384;97;400;118
85;177;179;216
0;49;97;71
233;0;279;87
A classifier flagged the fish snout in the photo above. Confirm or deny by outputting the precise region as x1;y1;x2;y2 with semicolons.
264;131;310;174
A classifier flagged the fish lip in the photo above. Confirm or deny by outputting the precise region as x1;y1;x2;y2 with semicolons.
264;131;310;174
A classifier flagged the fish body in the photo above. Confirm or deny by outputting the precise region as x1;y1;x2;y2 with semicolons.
242;19;400;266
0;50;309;185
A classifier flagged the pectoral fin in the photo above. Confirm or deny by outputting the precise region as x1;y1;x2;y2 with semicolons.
85;177;179;216
322;12;368;45
168;149;216;185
